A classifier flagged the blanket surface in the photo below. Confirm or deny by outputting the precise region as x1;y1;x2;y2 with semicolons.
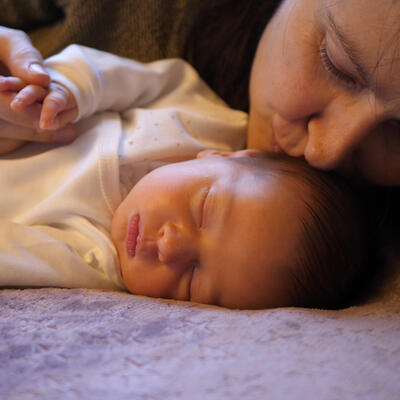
1;258;400;400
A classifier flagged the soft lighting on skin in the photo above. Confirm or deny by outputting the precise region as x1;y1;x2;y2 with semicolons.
111;151;309;309
248;0;400;185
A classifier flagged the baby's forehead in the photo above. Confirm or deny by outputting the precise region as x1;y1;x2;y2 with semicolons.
231;154;320;197
224;158;317;228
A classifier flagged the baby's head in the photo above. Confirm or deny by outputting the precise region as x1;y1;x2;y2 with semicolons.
111;150;367;309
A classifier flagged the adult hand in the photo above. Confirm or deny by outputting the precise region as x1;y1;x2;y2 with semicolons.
0;26;48;130
0;26;77;153
0;119;77;155
0;26;50;87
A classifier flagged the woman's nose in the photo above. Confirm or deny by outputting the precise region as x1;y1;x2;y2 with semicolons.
157;222;197;267
304;98;385;170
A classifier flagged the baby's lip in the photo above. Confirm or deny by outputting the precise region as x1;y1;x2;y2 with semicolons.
126;214;140;257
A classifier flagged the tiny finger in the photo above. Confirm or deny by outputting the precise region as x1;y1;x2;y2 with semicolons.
0;138;25;155
42;107;78;131
10;84;47;111
0;90;43;128
39;90;69;129
0;76;26;92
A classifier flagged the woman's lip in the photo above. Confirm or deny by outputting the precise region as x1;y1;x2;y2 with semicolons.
126;214;140;257
270;130;284;153
271;140;284;153
270;119;285;154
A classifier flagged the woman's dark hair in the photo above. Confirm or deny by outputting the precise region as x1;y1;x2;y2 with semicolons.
184;0;281;111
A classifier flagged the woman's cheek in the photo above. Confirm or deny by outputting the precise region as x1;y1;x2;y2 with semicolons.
264;64;312;121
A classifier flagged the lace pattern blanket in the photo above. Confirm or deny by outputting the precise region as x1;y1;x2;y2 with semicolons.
1;261;400;400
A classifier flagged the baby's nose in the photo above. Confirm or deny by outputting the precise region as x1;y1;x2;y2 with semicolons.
157;222;197;268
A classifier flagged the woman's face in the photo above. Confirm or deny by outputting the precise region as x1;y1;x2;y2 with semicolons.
248;0;400;185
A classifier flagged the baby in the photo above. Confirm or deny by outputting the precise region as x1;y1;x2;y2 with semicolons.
0;45;368;309
111;151;367;309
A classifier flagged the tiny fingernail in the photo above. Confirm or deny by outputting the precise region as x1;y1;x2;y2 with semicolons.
29;63;47;75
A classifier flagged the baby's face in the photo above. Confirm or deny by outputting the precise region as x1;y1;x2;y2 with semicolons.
111;153;306;309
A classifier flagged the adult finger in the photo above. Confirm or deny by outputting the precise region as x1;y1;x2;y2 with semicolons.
0;61;9;75
0;120;78;144
0;90;41;128
0;138;25;155
0;27;50;87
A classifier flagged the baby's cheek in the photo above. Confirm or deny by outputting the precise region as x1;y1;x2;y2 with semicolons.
110;209;128;246
120;261;135;294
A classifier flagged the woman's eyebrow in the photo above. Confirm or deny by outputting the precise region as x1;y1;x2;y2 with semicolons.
326;10;370;85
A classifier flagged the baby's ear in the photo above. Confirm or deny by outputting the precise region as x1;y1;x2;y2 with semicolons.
196;149;264;159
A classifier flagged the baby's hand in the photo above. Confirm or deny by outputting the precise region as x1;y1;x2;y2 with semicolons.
40;82;78;130
10;81;78;131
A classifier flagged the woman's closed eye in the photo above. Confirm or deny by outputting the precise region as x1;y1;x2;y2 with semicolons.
319;43;357;89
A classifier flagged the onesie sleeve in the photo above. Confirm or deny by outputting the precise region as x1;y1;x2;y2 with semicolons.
44;44;203;121
0;221;124;290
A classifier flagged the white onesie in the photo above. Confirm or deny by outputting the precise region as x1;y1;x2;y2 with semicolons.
0;45;247;290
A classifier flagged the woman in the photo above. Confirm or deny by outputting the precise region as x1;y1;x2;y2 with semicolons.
0;0;399;188
186;0;400;187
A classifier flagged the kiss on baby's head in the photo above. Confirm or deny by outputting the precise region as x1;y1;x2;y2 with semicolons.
111;150;370;310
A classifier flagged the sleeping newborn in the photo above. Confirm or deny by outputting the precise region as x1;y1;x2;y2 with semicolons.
112;151;367;309
0;146;367;310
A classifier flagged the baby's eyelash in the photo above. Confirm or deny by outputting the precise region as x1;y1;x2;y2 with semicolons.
199;188;210;228
188;265;196;300
319;44;356;88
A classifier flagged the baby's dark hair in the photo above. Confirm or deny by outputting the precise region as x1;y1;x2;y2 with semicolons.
236;153;377;309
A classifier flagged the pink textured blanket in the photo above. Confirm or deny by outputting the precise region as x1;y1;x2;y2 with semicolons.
1;259;399;400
